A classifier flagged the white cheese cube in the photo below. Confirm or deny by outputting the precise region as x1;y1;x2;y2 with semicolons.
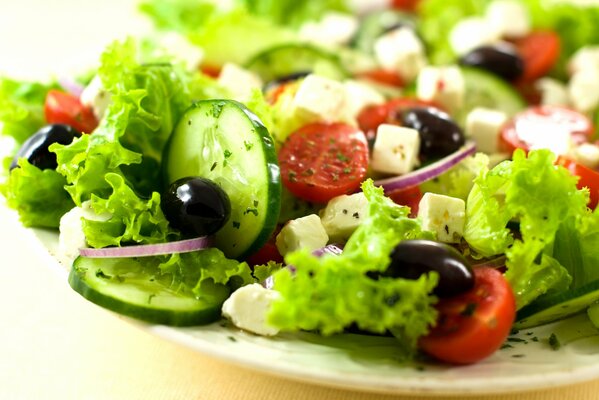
57;202;112;268
568;45;599;76
80;75;111;122
346;0;391;15
485;0;531;38
299;12;359;47
371;124;420;175
374;27;427;82
275;214;329;257
319;192;369;242
571;143;599;169
418;193;466;243
568;69;599;114
465;107;508;154
217;63;263;102
449;17;501;56
222;284;281;336
416;66;465;115
535;77;570;107
159;32;204;72
343;80;385;119
293;74;347;122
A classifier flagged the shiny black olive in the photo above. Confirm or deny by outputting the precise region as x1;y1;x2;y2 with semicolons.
459;43;524;82
397;107;465;160
161;177;231;237
263;71;311;94
10;124;81;171
368;240;475;298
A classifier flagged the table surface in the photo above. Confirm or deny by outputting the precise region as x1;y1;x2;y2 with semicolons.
3;1;599;399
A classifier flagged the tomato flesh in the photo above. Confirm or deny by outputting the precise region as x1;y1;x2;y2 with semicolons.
391;0;421;12
419;267;516;365
44;90;98;134
357;69;405;88
387;186;422;217
556;156;599;209
278;123;369;203
511;31;560;83
499;105;593;155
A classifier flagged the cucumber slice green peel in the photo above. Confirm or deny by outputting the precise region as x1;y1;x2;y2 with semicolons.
515;279;599;329
69;256;225;326
163;99;281;260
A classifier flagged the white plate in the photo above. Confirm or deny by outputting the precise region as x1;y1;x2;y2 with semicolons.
4;203;599;396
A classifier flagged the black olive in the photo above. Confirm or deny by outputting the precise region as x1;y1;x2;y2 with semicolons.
459;43;524;82
397;107;465;160
10;124;81;171
368;240;475;298
263;71;311;94
161;177;231;237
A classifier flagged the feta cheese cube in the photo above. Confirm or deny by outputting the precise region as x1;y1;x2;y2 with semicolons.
275;214;329;257
217;63;263;103
465;107;508;154
374;27;427;82
371;124;420;175
571;143;599;169
319;192;369;242
535;77;570;107
485;0;531;38
293;74;347;122
416;66;465;115
80;75;111;122
449;17;501;56
568;69;599;114
343;80;385;118
568;45;599;76
418;193;466;243
159;32;204;72
299;12;359;47
346;0;391;15
222;283;281;336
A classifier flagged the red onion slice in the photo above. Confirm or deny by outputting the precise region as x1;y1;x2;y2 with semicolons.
79;237;212;258
373;142;477;193
58;77;84;97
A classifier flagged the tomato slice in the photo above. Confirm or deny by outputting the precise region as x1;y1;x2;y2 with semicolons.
357;68;405;88
387;186;422;217
200;64;221;78
419;267;516;365
44;90;98;134
357;98;441;142
391;0;421;12
499;105;593;155
556;156;599;209
511;31;560;83
278;122;369;203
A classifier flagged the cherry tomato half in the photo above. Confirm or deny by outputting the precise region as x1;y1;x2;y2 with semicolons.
511;31;560;84
278;122;369;203
419;267;516;365
387;186;422;217
391;0;421;12
357;68;405;88
556;156;599;209
44;90;98;134
357;98;441;142
499;105;593;155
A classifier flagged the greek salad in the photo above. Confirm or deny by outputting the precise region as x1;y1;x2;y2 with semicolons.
3;0;599;365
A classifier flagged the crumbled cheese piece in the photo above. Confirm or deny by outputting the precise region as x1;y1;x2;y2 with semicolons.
416;66;465;115
571;143;599;169
374;27;427;82
293;74;347;122
222;284;281;336
346;0;391;15
536;77;571;107
449;17;501;56
299;12;359;46
465;107;508;154
485;0;531;38
370;124;421;175
80;75;111;122
568;45;599;76
569;69;599;115
418;193;466;243
319;193;369;242
275;214;329;257
217;63;263;102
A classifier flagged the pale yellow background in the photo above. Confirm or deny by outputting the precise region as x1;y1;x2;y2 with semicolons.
2;1;599;399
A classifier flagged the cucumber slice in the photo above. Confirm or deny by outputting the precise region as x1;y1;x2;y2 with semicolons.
69;256;225;326
515;279;599;329
457;67;526;126
163;100;281;259
245;43;349;82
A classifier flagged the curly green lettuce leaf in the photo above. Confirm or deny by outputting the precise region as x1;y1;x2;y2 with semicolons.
465;150;588;308
269;180;437;358
2;159;74;228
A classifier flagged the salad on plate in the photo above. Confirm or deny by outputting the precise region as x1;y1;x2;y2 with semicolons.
3;0;599;367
